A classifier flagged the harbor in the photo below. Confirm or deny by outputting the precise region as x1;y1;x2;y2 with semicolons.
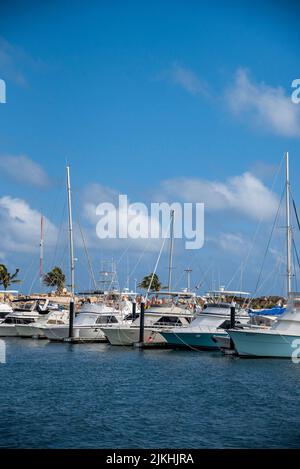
2;338;300;449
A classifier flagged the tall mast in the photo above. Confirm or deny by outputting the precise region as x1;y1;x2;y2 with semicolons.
39;214;44;281
168;209;175;291
66;166;75;298
184;268;192;292
285;152;292;297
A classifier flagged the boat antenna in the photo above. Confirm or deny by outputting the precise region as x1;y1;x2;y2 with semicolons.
39;213;44;282
184;268;192;292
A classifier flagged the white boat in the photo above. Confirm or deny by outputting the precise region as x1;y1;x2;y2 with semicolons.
101;292;196;346
160;289;250;349
0;298;57;337
228;152;300;358
0;302;13;323
213;308;283;351
43;299;133;342
228;293;300;357
15;308;69;338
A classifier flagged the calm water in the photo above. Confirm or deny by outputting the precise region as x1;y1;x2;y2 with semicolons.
1;338;300;448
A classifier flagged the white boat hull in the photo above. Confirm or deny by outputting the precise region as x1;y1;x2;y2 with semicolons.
0;325;19;337
228;329;300;358
44;325;107;341
102;326;165;346
15;324;44;338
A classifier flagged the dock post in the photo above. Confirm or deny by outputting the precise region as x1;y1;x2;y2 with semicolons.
132;298;136;321
68;298;74;338
229;301;236;350
138;299;145;345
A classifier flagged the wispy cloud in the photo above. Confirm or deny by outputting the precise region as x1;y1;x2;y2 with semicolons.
0;155;51;187
0;196;57;253
159;171;278;221
81;183;161;253
161;62;211;98
0;37;28;86
226;68;300;137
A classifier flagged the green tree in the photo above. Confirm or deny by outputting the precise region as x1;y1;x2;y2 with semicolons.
43;266;66;294
138;273;162;292
0;264;20;290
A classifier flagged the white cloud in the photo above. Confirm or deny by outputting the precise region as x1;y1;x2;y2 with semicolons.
81;183;161;252
163;62;210;98
160;171;278;221
0;37;28;86
0;196;57;253
218;233;247;255
0;155;51;187
226;68;300;137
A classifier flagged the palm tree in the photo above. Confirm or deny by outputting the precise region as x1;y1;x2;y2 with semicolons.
0;264;20;290
43;266;66;294
138;273;162;292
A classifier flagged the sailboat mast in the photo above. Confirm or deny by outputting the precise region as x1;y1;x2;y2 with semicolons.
285;152;292;297
66;166;75;297
39;214;44;281
168;209;175;291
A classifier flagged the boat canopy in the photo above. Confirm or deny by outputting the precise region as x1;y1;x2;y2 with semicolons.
249;307;286;316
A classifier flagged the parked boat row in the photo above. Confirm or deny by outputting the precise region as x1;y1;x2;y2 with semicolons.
1;153;298;359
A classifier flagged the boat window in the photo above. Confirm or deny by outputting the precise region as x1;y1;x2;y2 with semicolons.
19;318;35;324
124;313;140;321
205;303;229;309
96;315;119;324
3;317;15;324
153;316;183;326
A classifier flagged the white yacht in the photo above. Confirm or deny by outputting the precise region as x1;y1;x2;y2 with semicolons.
160;289;250;349
212;306;284;351
43;299;133;342
0;298;55;337
15;308;69;338
227;153;300;358
228;293;300;357
101;292;196;346
0;302;13;323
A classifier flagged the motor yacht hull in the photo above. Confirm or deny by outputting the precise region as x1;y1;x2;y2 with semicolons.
44;325;107;342
160;329;228;349
0;324;19;337
102;326;165;346
228;329;300;358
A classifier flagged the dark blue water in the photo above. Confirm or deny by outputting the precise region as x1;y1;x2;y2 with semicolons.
1;338;300;448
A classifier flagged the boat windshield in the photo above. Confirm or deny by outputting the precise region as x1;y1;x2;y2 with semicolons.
95;315;119;324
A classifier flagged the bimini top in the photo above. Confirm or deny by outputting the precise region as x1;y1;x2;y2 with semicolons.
207;290;250;297
147;291;196;297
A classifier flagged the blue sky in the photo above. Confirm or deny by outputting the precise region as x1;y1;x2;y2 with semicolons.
0;0;300;295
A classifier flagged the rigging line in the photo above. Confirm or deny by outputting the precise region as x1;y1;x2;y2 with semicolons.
226;155;284;290
254;186;285;296
293;238;300;270
128;238;157;279
292;240;298;292
194;263;216;292
247;254;283;310
28;268;41;296
146;221;172;299
50;198;67;269
75;215;97;291
291;193;300;232
115;238;136;266
247;237;285;308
